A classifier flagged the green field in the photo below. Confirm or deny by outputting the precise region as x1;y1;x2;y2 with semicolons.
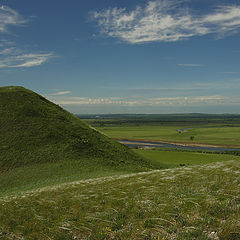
97;125;240;147
134;149;240;169
1;88;240;239
83;114;240;147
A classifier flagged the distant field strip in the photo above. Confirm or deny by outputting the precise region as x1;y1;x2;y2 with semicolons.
98;125;240;147
1;160;239;239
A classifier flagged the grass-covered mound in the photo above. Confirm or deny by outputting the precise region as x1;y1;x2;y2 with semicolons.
1;160;239;239
0;86;149;171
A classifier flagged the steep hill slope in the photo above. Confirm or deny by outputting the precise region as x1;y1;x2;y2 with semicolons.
0;86;149;171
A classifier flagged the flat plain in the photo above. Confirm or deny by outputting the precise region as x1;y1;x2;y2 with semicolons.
84;114;240;147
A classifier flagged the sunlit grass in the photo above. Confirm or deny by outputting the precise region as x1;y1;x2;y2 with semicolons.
1;160;239;239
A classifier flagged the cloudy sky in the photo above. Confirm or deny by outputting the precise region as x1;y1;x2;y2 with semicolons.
0;0;240;114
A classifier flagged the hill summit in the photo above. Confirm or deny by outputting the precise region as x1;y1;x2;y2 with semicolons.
0;86;149;171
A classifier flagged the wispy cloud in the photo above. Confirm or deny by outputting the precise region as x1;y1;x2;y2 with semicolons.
53;97;137;106
0;5;26;32
149;95;227;105
194;79;240;89
218;71;240;74
0;41;55;68
50;95;238;107
0;7;55;69
91;0;240;43
53;91;71;96
177;63;203;67
103;87;204;94
0;51;55;68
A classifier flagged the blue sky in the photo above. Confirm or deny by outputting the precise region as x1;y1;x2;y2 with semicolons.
0;0;240;114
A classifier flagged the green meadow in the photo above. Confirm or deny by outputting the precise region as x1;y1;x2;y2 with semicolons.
134;149;240;169
97;125;240;147
1;87;240;239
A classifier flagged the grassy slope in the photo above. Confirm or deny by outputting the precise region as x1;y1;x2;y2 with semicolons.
1;87;240;239
0;159;133;198
0;160;239;240
2;148;239;197
97;125;240;147
0;86;152;195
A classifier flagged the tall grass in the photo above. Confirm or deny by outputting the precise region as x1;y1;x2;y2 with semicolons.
1;160;239;239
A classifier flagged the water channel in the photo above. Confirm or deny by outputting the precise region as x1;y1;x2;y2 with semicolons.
118;139;240;152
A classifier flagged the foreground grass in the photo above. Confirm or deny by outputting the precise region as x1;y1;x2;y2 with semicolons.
0;158;141;198
1;150;238;198
97;125;240;147
1;160;239;240
134;149;240;169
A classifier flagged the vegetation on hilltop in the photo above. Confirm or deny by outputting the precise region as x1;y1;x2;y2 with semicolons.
0;86;149;171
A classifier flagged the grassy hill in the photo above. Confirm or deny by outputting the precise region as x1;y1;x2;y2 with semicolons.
1;160;239;240
1;86;240;239
0;86;149;170
0;86;151;195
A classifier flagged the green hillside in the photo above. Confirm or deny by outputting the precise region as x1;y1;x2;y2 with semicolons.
0;86;149;171
1;86;239;239
0;86;153;195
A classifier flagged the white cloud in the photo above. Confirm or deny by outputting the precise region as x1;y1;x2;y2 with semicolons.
52;97;139;106
0;7;55;69
149;95;227;105
91;0;240;43
177;64;203;67
53;91;71;96
218;71;240;74
0;47;16;55
0;51;54;68
0;5;26;32
50;95;238;107
0;40;54;68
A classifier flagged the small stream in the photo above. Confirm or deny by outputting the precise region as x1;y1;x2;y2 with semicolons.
118;140;240;152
